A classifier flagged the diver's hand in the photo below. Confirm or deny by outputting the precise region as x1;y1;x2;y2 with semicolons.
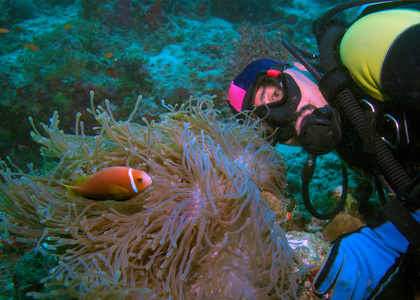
314;211;420;300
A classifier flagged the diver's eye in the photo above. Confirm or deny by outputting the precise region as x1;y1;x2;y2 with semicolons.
271;89;283;102
255;84;285;106
137;178;143;182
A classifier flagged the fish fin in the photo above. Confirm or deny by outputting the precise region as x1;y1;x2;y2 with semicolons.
63;184;77;197
72;175;91;186
108;185;132;201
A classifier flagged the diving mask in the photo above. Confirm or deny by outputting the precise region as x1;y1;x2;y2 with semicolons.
228;61;302;144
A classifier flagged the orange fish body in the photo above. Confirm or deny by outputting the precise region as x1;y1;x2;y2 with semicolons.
24;44;39;51
65;167;152;201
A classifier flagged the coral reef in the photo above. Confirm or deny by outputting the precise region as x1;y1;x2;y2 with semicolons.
12;249;57;296
0;94;300;299
210;0;281;24
1;0;326;169
322;213;365;242
225;22;289;82
277;144;381;228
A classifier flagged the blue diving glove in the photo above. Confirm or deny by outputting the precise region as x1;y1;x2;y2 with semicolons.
314;210;420;300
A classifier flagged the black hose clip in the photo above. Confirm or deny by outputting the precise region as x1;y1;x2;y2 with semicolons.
319;65;351;104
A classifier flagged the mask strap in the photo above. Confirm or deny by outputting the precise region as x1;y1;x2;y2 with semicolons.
227;81;247;112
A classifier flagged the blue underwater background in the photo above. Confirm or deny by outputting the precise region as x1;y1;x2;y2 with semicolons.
0;0;390;299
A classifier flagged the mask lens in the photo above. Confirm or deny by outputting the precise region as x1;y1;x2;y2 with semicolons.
253;76;286;107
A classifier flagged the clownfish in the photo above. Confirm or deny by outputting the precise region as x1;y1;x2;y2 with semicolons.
64;167;152;201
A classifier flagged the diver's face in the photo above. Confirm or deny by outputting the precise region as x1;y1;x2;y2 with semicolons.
285;68;329;145
252;68;328;146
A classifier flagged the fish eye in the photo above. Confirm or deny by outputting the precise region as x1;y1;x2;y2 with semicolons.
137;178;143;182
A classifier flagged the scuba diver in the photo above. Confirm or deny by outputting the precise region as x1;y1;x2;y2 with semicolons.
227;0;420;299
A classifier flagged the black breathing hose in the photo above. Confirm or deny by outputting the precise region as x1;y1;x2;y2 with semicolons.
318;26;412;193
282;39;322;81
302;154;348;220
282;38;348;220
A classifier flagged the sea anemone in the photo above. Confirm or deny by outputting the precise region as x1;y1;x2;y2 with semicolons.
0;93;298;299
